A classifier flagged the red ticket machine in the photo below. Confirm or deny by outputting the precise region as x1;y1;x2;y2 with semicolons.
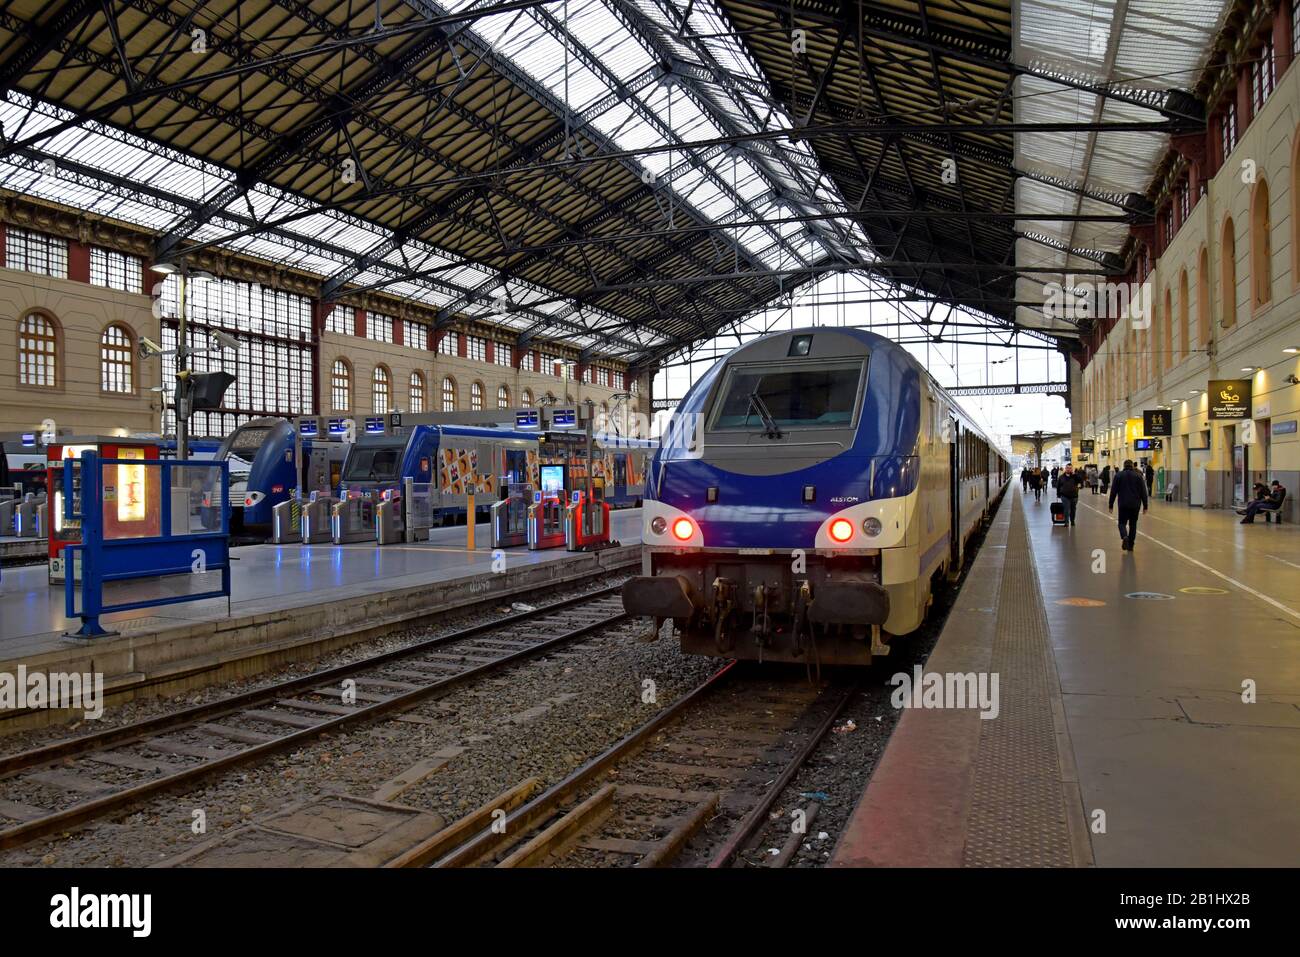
48;437;160;583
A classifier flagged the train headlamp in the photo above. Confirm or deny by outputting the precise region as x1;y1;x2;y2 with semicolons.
862;517;883;537
829;518;854;543
671;517;695;542
650;516;667;535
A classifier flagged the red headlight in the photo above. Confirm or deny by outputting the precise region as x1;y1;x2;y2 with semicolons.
829;518;854;543
671;517;695;541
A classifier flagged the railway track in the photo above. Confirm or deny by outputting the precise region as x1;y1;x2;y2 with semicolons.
387;664;857;868
0;585;631;851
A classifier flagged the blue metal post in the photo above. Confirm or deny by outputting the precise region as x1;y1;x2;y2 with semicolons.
72;450;110;638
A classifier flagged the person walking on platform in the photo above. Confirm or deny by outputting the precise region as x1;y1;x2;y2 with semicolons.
1086;464;1099;494
1100;464;1111;494
1143;462;1155;497
1050;466;1059;489
1021;467;1030;493
1108;459;1148;551
1029;467;1044;503
1056;463;1081;526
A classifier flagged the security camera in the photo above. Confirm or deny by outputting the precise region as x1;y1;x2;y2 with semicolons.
208;330;239;352
138;336;165;359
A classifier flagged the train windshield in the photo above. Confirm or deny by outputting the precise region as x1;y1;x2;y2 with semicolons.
342;441;404;483
709;359;865;431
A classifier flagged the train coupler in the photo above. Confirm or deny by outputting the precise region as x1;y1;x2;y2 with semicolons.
711;577;737;653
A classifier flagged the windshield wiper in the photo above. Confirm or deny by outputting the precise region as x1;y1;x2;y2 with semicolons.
747;390;783;439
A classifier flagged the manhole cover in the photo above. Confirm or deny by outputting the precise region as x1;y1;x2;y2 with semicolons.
1125;591;1174;600
1057;597;1106;607
1179;586;1228;595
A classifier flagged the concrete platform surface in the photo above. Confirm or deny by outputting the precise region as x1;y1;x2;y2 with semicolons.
0;509;642;655
833;487;1300;868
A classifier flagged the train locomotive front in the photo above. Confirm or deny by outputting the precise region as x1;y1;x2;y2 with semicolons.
622;327;945;666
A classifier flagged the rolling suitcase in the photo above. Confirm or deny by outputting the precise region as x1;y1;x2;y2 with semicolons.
1050;501;1068;526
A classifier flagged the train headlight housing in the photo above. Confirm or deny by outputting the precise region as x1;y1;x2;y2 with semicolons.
829;518;854;543
671;517;695;542
650;516;667;535
862;516;883;537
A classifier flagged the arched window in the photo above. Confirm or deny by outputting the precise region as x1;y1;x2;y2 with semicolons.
470;381;484;411
409;371;426;413
521;388;533;406
1292;129;1300;283
1198;246;1211;346
100;323;134;394
372;365;391;414
442;376;457;412
1178;269;1189;359
1170;286;1180;371
497;384;510;409
1250;178;1271;308
18;312;58;388
1221;216;1237;328
331;358;352;411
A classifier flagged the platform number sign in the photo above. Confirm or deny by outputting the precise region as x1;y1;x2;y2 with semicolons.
1142;409;1172;437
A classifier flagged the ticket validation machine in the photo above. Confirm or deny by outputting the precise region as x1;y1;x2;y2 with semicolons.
527;464;568;550
47;437;160;583
491;482;534;548
566;489;612;551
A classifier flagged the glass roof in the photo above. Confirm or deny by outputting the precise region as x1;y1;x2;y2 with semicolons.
1012;0;1229;334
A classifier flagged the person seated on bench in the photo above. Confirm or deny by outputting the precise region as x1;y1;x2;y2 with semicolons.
1241;481;1287;524
1238;483;1269;514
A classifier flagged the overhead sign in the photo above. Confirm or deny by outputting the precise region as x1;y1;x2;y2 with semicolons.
1274;419;1298;435
549;407;578;429
1079;439;1095;454
1143;409;1172;436
515;409;540;430
364;417;385;434
298;418;319;437
1208;379;1252;420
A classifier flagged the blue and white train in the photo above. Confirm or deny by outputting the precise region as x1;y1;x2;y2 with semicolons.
621;327;1010;665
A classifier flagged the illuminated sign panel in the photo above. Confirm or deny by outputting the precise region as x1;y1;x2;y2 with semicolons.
1143;409;1172;436
515;409;540;430
1208;380;1252;420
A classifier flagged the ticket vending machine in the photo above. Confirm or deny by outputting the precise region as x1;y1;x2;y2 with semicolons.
47;437;160;583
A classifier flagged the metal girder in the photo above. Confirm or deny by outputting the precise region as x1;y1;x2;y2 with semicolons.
946;381;1069;396
5;140;664;358
733;0;1203;123
0;0;97;92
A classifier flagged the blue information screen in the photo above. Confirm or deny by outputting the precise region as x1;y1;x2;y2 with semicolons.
515;410;540;429
299;419;319;437
551;408;577;428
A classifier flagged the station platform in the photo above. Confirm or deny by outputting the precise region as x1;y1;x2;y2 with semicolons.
0;535;45;563
832;487;1300;868
0;510;642;729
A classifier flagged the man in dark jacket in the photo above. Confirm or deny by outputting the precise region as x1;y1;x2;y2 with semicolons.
1241;481;1286;523
1143;462;1155;496
1056;463;1081;526
1100;463;1111;494
1108;459;1149;551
